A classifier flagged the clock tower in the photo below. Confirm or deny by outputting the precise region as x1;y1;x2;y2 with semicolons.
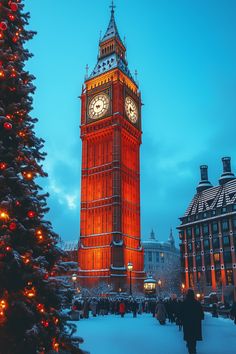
78;3;145;291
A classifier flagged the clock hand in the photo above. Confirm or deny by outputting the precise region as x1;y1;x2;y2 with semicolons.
96;104;101;109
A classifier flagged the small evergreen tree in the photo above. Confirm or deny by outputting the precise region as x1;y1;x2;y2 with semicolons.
0;1;84;353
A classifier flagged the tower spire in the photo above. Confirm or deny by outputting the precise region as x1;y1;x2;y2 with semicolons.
110;0;116;14
168;228;175;247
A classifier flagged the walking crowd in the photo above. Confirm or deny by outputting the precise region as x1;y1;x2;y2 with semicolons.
70;289;236;354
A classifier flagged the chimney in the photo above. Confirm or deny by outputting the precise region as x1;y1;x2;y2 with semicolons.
219;157;235;185
197;165;213;193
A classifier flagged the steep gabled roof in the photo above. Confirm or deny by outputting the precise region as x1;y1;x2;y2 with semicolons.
184;179;236;217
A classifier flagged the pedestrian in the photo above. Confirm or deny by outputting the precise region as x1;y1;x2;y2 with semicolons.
131;299;138;318
181;289;204;354
230;301;236;325
212;303;218;318
119;299;126;318
155;299;167;325
175;299;183;331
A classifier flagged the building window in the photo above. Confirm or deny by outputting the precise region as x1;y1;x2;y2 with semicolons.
206;270;212;286
233;204;236;211
203;223;209;236
188;256;193;267
203;212;207;218
226;269;233;285
204;254;211;264
160;252;164;263
148;252;152;262
232;216;236;229
194;225;200;237
222;220;229;232
213;238;219;249
204;239;209;249
179;231;184;240
195;241;201;251
224;251;232;263
222;207;227;214
188;243;192;252
212;210;216;216
213;253;220;263
212;222;218;234
223;236;230;247
215;270;221;283
196;255;202;266
187;227;192;238
156;252;159;263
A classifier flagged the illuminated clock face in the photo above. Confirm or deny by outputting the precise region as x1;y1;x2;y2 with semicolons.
125;96;138;123
88;93;110;119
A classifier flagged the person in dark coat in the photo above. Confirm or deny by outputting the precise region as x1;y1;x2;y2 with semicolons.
230;301;236;325
181;289;204;354
155;300;168;325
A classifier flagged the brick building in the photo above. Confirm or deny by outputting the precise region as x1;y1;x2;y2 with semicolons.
178;157;236;300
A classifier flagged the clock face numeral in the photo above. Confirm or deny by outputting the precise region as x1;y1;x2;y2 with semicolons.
125;96;138;123
88;93;110;119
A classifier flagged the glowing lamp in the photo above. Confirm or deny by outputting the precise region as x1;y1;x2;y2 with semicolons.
22;171;33;180
41;320;49;327
53;341;60;352
0;211;9;220
158;279;162;286
3;122;12;130
0;299;7;316
196;293;201;300
8;14;15;21
37;303;45;313
127;262;133;271
144;276;157;295
36;229;44;241
0;162;7;170
24;285;36;298
5;246;12;252
27;210;36;218
71;273;77;282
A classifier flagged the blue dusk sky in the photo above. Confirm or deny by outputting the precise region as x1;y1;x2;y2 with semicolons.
24;0;236;244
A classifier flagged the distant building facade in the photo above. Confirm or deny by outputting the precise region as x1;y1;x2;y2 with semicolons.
178;157;236;300
142;230;180;291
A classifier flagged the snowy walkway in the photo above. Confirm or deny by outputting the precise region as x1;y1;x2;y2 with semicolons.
75;312;236;354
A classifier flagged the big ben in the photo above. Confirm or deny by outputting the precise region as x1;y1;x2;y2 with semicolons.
78;3;145;291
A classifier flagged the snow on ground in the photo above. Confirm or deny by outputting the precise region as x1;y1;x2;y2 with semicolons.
74;312;236;354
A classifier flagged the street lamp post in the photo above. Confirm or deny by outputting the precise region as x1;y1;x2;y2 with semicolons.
157;279;162;297
127;262;133;296
71;273;77;290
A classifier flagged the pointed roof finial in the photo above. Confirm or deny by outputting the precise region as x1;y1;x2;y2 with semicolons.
168;227;175;247
150;229;155;240
110;0;116;14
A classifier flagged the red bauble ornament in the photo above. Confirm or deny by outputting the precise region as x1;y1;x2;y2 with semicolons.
9;222;17;231
9;2;18;11
41;320;49;328
27;210;36;218
0;162;7;170
0;22;7;31
12;36;18;43
3;122;12;130
15;200;21;207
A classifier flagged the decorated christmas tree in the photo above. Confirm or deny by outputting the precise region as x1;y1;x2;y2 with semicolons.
0;1;84;353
